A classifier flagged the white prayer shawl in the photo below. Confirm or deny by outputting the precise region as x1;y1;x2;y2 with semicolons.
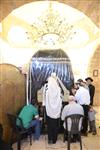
45;76;62;119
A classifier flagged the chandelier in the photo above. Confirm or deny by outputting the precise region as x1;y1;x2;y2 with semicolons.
26;2;76;46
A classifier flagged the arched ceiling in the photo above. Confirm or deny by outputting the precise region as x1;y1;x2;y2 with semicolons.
0;0;100;70
0;1;100;50
0;0;100;28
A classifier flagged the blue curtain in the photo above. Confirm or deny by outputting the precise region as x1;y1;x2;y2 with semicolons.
29;49;74;102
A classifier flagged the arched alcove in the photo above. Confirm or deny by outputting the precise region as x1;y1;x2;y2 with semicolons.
29;49;74;102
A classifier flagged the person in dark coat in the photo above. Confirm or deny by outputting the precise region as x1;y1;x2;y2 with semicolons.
0;123;13;150
85;77;95;105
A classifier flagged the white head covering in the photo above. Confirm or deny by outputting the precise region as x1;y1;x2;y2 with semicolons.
51;72;56;77
45;74;62;118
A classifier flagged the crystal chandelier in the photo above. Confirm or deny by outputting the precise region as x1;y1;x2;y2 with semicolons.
26;2;76;46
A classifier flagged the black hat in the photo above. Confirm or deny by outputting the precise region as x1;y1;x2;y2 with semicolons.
85;77;93;82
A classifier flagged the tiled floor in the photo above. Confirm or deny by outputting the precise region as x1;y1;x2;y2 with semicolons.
12;106;100;150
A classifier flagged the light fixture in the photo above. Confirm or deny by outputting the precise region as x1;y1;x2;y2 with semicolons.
26;1;76;46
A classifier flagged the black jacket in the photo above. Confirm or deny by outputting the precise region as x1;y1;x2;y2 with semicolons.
88;84;95;105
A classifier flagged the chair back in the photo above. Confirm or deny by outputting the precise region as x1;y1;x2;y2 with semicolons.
7;114;18;131
65;114;83;134
7;113;33;149
7;113;24;131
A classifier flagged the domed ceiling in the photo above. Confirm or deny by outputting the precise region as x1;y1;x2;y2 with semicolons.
1;1;100;50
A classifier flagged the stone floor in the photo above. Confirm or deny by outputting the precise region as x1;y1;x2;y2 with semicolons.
12;106;100;150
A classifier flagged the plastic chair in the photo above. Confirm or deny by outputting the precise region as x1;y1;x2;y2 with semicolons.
7;113;33;150
64;114;84;150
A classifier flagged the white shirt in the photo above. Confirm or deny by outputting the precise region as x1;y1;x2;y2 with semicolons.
75;86;90;105
61;101;84;121
61;101;84;129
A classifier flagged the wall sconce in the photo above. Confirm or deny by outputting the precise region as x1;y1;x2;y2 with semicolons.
93;69;98;77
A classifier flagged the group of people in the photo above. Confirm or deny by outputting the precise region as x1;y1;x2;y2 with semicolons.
70;77;96;136
0;73;97;150
15;74;96;145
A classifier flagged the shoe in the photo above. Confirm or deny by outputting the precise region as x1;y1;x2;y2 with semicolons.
81;132;88;136
92;132;97;135
52;141;56;144
88;130;92;133
48;140;53;144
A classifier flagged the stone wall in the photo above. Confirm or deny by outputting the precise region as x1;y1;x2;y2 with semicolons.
88;45;100;105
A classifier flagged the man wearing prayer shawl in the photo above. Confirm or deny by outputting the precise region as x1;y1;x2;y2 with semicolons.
43;73;63;144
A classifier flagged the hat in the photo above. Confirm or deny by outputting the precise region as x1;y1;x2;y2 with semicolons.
85;77;93;82
50;72;57;80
